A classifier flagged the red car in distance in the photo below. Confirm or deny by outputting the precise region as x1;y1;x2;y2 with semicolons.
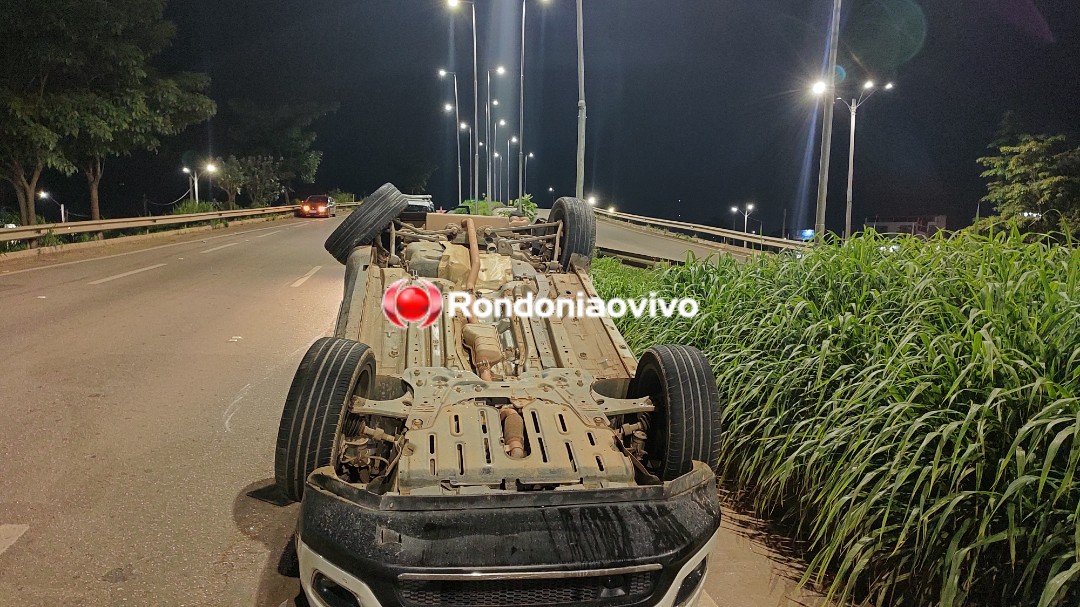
297;195;337;218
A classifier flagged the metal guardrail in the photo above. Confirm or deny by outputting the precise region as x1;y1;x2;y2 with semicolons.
1;203;360;243
594;207;809;252
596;246;684;268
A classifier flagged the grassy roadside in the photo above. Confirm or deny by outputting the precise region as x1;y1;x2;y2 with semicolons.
592;230;1080;607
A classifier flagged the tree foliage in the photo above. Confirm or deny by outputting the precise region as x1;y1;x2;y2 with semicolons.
0;0;215;223
227;100;335;196
978;120;1080;235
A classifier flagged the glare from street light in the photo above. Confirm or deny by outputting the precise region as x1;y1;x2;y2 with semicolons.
205;164;217;173
731;207;739;213
499;119;506;126
528;152;534;158
494;152;500;158
885;82;895;90
38;191;48;199
182;167;192;174
864;81;875;90
511;136;518;143
548;187;554;192
460;122;469;130
492;99;500;106
478;141;484;147
587;196;597;205
444;103;454;113
496;65;506;75
438;69;448;78
747;203;754;211
608;206;615;213
812;81;828;95
447;0;459;7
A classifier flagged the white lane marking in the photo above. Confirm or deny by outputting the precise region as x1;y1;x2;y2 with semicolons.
88;263;167;285
290;265;323;288
200;242;239;254
223;383;252;433
0;524;29;555
256;230;282;238
0;223;303;276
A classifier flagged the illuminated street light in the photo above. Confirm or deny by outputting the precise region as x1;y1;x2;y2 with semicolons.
608;205;616;213
439;69;464;202
732;202;755;244
837;79;896;238
445;0;479;202
812;81;828;96
524;152;535;195
587;196;597;205
205;163;217;173
485;66;508;197
38;191;48;200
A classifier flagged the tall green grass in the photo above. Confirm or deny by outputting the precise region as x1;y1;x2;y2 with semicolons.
594;230;1080;607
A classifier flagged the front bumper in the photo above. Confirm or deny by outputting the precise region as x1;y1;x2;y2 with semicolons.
297;462;720;607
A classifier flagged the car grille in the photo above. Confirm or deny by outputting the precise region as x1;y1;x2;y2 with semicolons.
398;572;658;607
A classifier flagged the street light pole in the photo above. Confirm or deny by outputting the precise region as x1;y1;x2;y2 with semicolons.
439;70;462;205
731;202;755;248
518;0;526;204
814;0;843;239
839;81;893;238
461;123;473;202
524;153;534;195
575;0;587;199
506;136;517;204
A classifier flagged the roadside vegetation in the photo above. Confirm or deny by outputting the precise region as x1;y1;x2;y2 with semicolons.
592;229;1080;607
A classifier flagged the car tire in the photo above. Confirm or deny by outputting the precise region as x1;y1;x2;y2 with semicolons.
550;197;596;270
324;183;408;264
274;337;377;503
629;345;722;481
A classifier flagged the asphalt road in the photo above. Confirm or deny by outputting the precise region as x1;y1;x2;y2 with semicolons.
0;215;818;607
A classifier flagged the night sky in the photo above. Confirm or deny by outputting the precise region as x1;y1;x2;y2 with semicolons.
25;1;1080;234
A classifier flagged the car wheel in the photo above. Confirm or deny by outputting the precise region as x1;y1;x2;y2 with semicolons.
324;183;409;264
629;345;722;481
550;197;596;270
274;337;376;502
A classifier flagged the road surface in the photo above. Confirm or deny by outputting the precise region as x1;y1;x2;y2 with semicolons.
0;215;820;606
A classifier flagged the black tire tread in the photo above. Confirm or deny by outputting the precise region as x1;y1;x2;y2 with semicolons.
551;197;596;270
631;345;722;480
324;183;409;264
274;337;375;502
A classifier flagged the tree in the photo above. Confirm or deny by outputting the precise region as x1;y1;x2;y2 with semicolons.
978;133;1080;235
214;156;247;210
0;0;215;223
239;157;282;208
227;100;336;198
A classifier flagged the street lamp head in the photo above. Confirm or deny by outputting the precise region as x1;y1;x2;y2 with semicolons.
864;81;875;90
812;81;828;95
587;196;597;205
478;141;484;147
492;99;500;106
460;122;469;130
182;167;192;174
548;187;554;192
444;103;454;113
499;119;506;126
438;69;448;78
511;136;518;144
205;163;217;173
747;203;755;211
608;206;616;213
496;65;506;75
494;152;500;158
731;207;739;213
885;82;895;90
447;0;460;7
38;191;48;199
528;152;534;158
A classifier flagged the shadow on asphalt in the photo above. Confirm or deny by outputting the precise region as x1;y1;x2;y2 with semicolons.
232;478;309;607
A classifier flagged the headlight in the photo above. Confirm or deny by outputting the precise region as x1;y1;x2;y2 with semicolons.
318;206;326;211
302;205;310;211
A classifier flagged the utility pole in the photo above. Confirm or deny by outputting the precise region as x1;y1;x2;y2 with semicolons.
518;0;527;206
575;0;587;199
814;0;842;239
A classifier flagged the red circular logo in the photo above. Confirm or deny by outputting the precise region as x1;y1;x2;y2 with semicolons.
382;279;443;328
